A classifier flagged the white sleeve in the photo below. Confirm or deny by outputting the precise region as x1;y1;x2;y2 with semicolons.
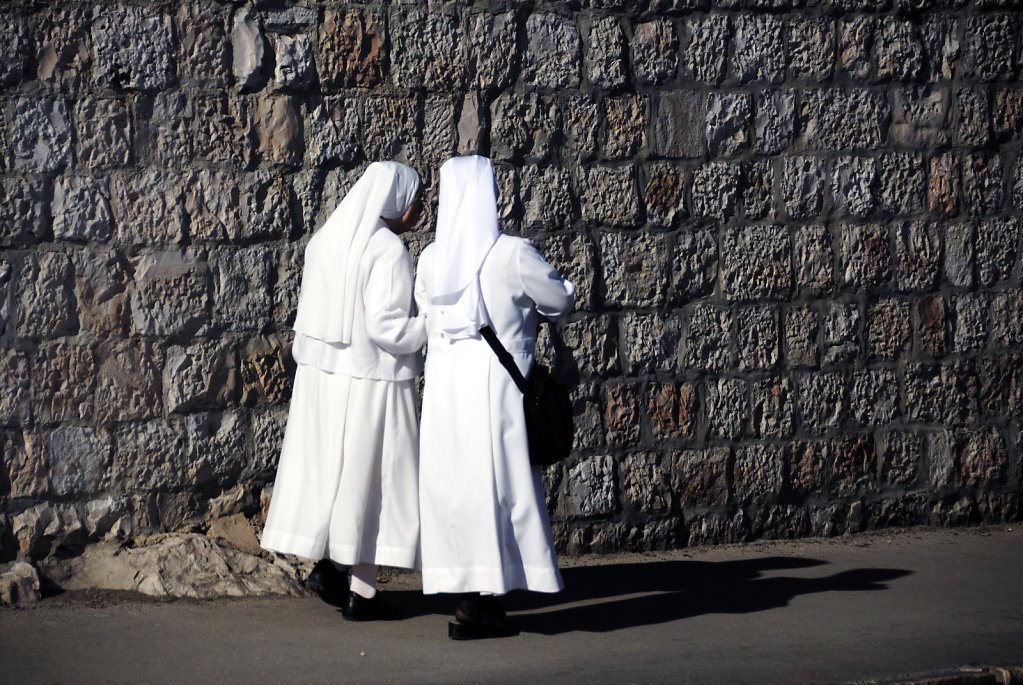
413;244;433;322
364;241;428;355
517;240;575;320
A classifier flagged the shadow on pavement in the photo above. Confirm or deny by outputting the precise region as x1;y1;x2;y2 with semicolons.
392;556;912;634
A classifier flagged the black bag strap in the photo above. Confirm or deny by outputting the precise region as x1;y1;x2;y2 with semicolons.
479;326;528;393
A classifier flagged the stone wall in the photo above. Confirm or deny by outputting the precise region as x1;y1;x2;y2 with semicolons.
1;0;1022;565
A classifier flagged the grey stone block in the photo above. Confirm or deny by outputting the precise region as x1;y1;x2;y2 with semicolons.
991;291;1023;348
755;90;795;155
831;156;875;219
232;8;268;90
651;91;703;158
241;171;291;241
586;16;627;89
621;312;681;375
17;252;77;340
732;15;785;84
975;217;1019;286
523;13;580;89
952;293;988;354
578;166;639;227
130;250;211;337
671;230;716;302
840;223;891;290
111;170;185;245
804;89;890;151
706;92;750;158
691;161;739;220
111;420;186;492
274;35;315;90
893;88;950;148
874;18;923;81
51;177;112;243
673;447;730;510
0;12;28;87
839;16;875;81
921;15;959;83
532;233;595;310
721;225;792;301
177;5;230;88
71;249;129;338
36;7;92;92
467;12;519;90
95;342;164;425
32;344;95;424
783;156;826;220
850;369;899;427
361;96;419;164
744;160;775;221
797;372;846;435
794;225;834;296
928;153;959;216
683;15;729;84
823;302;862;366
521;166;574;231
789;17;835;81
631;20;678;85
956;88;991;146
0;178;50;248
49;426;111;498
943;222;973;288
683;304;734;372
424;95;458;166
620;453;671;514
563;96;599;164
2;431;49;498
877;153;926;217
598;231;667;307
490;93;558;162
878;431;922;488
894;221;941;292
210;246;273;332
737;305;780;371
904;361;977;426
750;376;794;439
734;444;785;505
566;456;617;517
706;378;748;441
11;99;72;173
961;153;1004;217
785;305;819;368
92;4;174;90
391;10;465;91
138;94;247;168
75;98;132;169
961;14;1016;81
561;315;620;378
0;350;31;427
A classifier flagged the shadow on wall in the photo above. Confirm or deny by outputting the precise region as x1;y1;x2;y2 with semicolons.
391;556;911;634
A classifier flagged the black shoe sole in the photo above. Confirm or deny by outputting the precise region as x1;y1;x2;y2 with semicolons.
448;620;519;640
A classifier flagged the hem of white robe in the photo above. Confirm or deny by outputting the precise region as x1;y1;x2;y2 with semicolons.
261;529;417;570
421;565;564;595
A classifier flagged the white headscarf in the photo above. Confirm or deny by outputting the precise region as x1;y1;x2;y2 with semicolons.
432;155;501;340
293;161;420;345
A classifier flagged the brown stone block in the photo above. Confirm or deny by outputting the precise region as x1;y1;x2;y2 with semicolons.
646;381;697;441
978;353;1022;418
255;96;303;167
928;153;959;216
240;336;293;406
71;249;129;338
832;434;877;498
318;10;384;89
960;428;1009;488
94;341;164;424
789;440;829;498
32;343;95;424
672;447;730;509
0;349;30;427
620;452;671;513
914;295;947;359
604;382;641;446
1;430;50;498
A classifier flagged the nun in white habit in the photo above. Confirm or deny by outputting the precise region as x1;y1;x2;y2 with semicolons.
261;161;426;621
415;155;575;639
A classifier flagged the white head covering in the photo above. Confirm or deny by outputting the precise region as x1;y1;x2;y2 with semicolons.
432;155;501;340
293;161;420;344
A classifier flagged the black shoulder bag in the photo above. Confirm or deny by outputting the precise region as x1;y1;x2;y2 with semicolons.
479;324;574;467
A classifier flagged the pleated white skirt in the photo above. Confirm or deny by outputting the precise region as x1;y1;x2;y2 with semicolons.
260;364;420;569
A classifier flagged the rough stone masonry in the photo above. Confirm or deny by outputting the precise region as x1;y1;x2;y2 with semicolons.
1;0;1021;575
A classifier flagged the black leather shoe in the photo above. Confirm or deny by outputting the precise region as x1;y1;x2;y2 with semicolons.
341;592;405;622
306;559;348;607
450;593;518;640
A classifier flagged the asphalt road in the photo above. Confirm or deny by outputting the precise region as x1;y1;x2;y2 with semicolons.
2;526;1021;684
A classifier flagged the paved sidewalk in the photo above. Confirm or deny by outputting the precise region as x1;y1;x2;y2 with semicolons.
2;525;1021;684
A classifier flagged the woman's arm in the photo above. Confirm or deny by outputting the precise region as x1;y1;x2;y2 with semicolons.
364;239;428;355
517;240;575;320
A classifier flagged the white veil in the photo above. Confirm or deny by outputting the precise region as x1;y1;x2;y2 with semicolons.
431;155;501;340
293;161;420;345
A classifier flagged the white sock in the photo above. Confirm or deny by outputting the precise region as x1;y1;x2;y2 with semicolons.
350;563;377;599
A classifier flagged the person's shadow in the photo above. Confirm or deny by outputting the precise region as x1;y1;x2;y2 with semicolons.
393;556;911;634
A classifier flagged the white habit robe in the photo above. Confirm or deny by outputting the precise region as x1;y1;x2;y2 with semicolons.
261;226;427;569
415;234;575;594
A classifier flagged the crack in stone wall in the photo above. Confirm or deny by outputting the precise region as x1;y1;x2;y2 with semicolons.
1;0;1021;563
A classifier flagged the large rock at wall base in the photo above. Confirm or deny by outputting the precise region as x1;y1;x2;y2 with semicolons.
40;535;304;599
0;561;41;605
